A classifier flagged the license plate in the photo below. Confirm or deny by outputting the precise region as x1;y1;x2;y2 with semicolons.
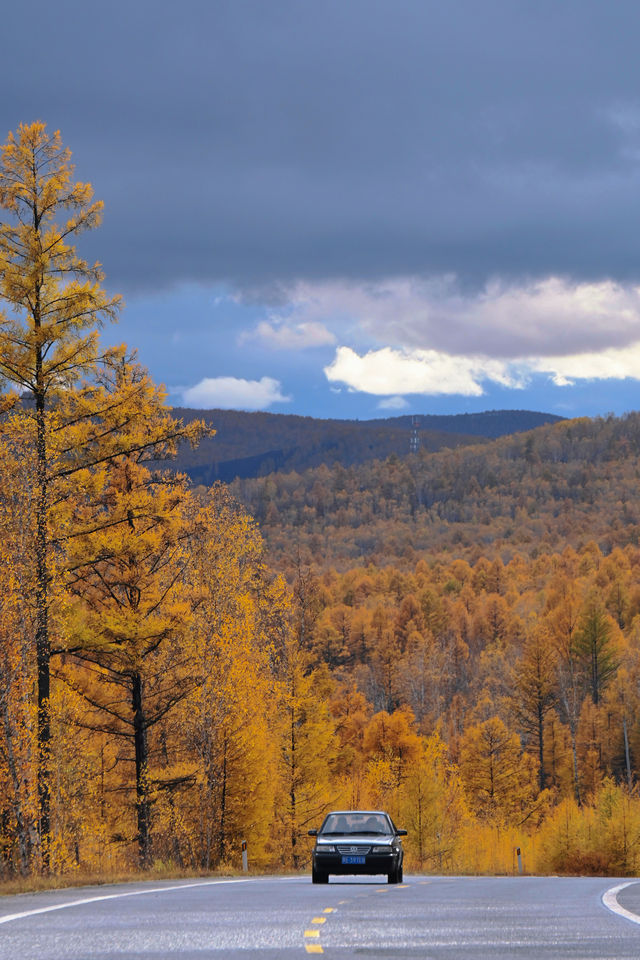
341;855;365;864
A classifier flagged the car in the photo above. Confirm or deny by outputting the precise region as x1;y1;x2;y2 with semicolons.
308;809;407;884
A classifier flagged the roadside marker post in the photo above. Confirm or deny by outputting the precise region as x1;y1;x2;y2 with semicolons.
242;840;248;873
516;847;523;875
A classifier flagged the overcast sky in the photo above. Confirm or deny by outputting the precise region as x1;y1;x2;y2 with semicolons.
4;0;640;418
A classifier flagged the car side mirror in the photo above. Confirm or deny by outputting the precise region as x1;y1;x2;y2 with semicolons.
308;828;318;836
396;829;408;836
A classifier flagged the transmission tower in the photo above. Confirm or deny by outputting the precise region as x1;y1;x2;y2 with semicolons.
409;415;421;454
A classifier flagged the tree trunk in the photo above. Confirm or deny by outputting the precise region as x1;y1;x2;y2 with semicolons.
219;734;227;864
537;698;545;792
592;646;599;706
623;713;632;790
34;385;51;871
290;706;297;869
569;721;581;805
132;672;152;868
416;787;424;868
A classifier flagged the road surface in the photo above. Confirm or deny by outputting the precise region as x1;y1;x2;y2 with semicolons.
1;874;639;958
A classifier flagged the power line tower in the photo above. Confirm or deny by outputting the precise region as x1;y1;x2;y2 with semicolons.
409;415;421;454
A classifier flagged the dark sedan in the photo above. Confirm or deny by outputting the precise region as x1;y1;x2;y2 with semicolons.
309;809;406;884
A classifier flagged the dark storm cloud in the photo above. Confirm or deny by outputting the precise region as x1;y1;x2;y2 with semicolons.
4;0;640;293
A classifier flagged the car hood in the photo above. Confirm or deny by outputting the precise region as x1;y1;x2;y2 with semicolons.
316;834;395;846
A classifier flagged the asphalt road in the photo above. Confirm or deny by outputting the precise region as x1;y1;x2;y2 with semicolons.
1;874;639;959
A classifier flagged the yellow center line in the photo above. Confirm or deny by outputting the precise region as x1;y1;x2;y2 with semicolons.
375;888;387;892
305;905;335;953
398;884;409;888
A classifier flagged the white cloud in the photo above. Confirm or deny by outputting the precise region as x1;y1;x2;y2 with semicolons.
530;341;640;385
242;318;336;349
270;275;640;359
325;341;640;398
182;376;291;410
377;395;410;410
325;346;519;397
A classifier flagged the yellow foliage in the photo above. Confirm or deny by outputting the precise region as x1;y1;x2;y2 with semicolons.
398;733;469;872
459;716;540;826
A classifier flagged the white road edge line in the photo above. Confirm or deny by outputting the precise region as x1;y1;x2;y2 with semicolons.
602;881;640;925
0;877;255;926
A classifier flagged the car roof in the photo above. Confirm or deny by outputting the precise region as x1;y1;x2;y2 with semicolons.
324;810;389;816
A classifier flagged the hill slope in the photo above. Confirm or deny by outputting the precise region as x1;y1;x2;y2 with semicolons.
228;413;640;573
171;407;562;481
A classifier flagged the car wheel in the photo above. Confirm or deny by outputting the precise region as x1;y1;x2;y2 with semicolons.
388;866;399;884
397;863;403;882
312;866;328;884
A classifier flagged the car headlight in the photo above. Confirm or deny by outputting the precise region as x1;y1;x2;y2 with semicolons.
372;845;391;853
318;844;335;852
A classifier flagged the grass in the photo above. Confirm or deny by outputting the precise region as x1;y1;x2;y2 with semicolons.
0;863;247;898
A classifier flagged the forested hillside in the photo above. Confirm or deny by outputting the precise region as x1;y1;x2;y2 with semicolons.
229;413;640;573
5;121;640;890
280;538;640;875
170;407;561;481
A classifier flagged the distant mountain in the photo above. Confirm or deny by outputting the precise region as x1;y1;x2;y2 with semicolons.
169;408;563;482
365;409;564;438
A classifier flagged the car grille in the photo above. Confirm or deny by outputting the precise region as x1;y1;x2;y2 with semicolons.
337;845;371;854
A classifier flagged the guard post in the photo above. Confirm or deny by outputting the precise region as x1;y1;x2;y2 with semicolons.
242;839;248;873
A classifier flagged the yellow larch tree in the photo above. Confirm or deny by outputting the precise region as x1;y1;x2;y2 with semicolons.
545;577;584;802
398;732;469;872
59;364;200;868
178;486;279;870
0;123;120;863
275;633;338;868
0;123;204;869
329;684;373;809
459;715;540;826
362;707;422;820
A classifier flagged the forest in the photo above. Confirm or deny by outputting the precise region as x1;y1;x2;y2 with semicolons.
3;121;640;886
229;413;640;573
167;407;561;483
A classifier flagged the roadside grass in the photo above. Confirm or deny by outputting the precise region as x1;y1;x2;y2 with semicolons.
0;864;248;898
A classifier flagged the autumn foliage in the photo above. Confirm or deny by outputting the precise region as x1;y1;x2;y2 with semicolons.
4;123;640;883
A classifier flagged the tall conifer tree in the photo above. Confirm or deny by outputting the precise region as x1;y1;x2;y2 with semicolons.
0;123;204;868
0;123;120;864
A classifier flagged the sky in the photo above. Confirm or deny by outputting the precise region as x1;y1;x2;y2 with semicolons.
3;0;640;419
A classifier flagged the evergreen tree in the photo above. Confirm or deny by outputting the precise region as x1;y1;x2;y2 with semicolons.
509;623;557;790
575;597;620;706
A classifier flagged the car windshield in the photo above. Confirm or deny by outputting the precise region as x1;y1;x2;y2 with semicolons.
320;813;391;835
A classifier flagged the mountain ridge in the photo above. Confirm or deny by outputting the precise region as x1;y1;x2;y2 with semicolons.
170;407;563;482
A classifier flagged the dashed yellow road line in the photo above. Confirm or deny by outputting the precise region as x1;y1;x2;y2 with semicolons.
398;884;409;888
304;904;335;953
